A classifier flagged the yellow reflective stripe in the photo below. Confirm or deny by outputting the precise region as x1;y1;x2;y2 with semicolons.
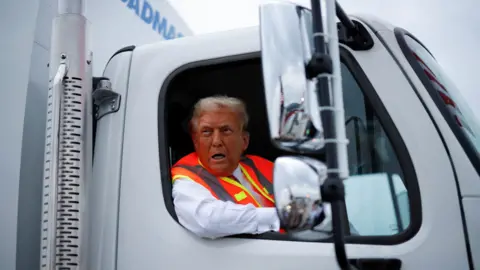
172;174;194;183
239;165;275;204
197;158;205;168
234;191;247;201
220;177;262;207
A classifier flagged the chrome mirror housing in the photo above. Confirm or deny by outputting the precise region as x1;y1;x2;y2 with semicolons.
259;2;324;153
273;156;330;232
260;0;366;268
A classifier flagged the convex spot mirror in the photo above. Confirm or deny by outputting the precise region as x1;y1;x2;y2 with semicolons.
259;2;325;153
273;156;331;234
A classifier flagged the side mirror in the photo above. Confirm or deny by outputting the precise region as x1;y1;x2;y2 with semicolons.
259;2;324;153
273;156;330;232
260;1;352;269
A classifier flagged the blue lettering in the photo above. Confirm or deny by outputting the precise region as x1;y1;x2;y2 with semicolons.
127;0;140;16
152;11;168;37
141;0;153;24
166;25;176;39
122;0;185;40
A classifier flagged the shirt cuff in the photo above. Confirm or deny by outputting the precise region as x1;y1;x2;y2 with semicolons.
255;207;281;233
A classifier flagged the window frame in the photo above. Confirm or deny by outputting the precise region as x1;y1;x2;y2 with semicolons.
157;45;422;246
394;28;480;176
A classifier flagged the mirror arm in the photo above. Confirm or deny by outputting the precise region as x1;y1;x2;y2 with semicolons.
335;1;374;51
335;2;355;32
306;53;333;80
311;0;351;270
337;20;374;51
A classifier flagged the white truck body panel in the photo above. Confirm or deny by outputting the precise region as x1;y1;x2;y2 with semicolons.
90;19;474;269
366;17;480;198
36;0;194;75
371;24;480;268
1;1;49;269
0;0;191;269
464;198;480;268
87;0;193;75
89;51;134;270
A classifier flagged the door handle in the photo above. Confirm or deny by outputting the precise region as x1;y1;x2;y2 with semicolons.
348;258;402;270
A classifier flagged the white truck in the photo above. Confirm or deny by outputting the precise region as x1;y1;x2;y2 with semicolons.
4;0;480;269
1;0;191;269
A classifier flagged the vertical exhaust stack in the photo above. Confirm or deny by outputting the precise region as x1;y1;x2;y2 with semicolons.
41;0;93;269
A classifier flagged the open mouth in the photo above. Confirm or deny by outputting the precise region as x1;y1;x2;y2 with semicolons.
211;153;226;160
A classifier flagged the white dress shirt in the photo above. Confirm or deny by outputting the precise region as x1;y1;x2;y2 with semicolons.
172;165;281;239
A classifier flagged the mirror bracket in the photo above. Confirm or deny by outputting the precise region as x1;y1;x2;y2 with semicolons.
306;52;333;80
338;20;374;51
321;177;346;203
348;258;402;270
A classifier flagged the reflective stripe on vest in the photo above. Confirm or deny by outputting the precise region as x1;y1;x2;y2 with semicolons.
171;155;275;207
240;156;274;204
174;164;237;202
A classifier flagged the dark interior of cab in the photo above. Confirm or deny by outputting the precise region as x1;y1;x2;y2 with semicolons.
164;56;311;165
160;54;405;241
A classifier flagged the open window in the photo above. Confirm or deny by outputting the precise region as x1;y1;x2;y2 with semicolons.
158;47;421;245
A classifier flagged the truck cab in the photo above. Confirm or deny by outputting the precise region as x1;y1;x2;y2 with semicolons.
85;9;480;269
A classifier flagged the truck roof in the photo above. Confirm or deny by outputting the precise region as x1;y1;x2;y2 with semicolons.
129;13;398;57
131;25;262;65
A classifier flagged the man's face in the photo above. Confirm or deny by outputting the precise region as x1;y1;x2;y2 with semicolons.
192;107;249;176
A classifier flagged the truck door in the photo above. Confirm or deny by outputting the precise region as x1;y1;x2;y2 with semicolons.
322;21;470;268
115;19;470;270
231;18;470;269
382;26;480;269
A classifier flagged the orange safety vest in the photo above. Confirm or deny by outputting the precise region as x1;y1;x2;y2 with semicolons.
171;152;276;208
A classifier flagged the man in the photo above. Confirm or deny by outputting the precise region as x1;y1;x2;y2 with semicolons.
171;95;281;239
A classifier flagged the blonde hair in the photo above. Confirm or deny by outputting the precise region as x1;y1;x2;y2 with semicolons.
190;95;249;132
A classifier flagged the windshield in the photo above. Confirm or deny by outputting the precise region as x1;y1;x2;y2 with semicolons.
401;34;480;160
